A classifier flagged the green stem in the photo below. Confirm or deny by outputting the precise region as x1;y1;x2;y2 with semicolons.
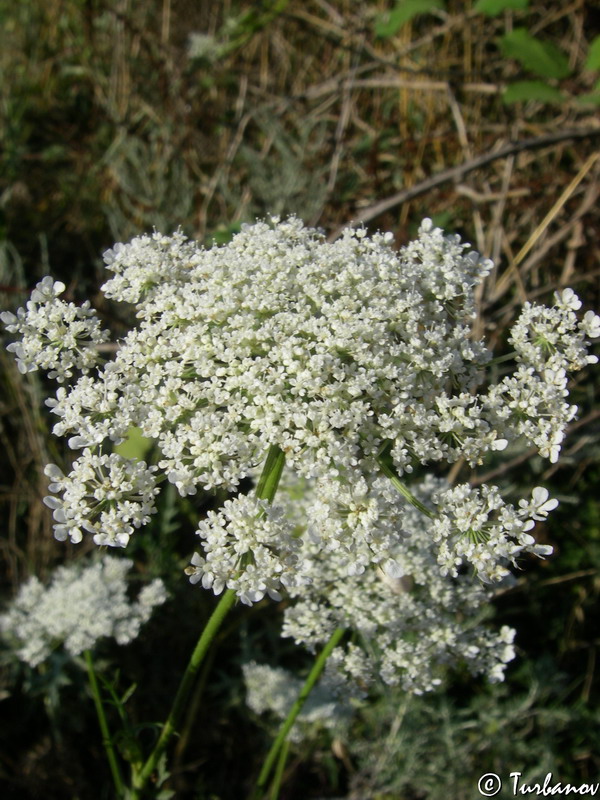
487;350;517;366
132;444;286;797
269;738;290;800
376;454;434;519
249;626;346;800
84;649;125;798
133;588;237;794
255;444;286;502
172;643;217;769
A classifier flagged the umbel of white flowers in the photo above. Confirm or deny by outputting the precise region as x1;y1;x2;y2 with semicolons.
243;661;353;743
0;556;167;667
277;471;519;692
1;217;598;687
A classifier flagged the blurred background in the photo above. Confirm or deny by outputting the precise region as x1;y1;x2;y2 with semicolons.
0;1;599;798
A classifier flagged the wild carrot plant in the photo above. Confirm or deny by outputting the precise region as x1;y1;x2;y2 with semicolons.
2;217;598;798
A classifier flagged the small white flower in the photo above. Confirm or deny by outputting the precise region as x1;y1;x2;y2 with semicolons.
580;310;600;339
554;288;582;311
520;486;559;520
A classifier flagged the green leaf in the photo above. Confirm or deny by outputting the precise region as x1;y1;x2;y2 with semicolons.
585;35;600;71
500;29;571;79
576;91;600;107
502;80;564;104
374;0;445;38
474;0;528;16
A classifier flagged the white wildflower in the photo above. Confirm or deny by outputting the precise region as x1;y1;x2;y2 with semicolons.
580;309;600;341
185;494;304;605
518;486;559;521
2;217;596;620
430;483;556;582
281;475;518;693
0;556;167;667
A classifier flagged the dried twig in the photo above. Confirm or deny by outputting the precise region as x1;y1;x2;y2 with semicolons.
329;128;600;239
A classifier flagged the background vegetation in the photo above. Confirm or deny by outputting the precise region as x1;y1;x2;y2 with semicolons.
0;1;598;798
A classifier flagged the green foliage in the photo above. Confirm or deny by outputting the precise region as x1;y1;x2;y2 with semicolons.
576;85;600;107
585;35;600;71
219;0;291;56
503;80;564;104
473;0;528;15
500;28;571;79
374;0;445;38
207;222;243;246
349;664;600;800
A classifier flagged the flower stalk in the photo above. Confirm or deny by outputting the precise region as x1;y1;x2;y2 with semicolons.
376;452;434;519
85;649;125;798
269;738;290;800
249;626;345;800
132;445;286;796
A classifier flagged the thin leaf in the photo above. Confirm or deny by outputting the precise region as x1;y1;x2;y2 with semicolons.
375;0;445;38
502;80;564;104
500;29;571;79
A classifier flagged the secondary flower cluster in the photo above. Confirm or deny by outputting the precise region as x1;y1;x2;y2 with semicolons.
0;556;167;667
243;661;353;743
1;276;109;382
2;217;598;623
185;494;306;605
42;452;160;547
279;473;518;693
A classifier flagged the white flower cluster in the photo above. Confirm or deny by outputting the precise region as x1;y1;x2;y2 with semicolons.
430;484;556;582
0;276;109;382
2;218;598;605
280;475;518;693
0;556;167;667
185;494;306;605
481;288;600;464
510;288;599;373
42;452;160;547
242;661;353;743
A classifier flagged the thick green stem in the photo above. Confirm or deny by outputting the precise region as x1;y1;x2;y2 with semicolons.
376;454;434;519
249;626;346;800
132;588;237;793
84;649;125;798
132;444;286;797
255;444;286;502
